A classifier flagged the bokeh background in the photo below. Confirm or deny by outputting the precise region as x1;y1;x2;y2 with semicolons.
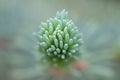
0;0;120;80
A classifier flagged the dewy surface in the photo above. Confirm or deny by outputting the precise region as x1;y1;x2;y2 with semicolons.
35;10;83;67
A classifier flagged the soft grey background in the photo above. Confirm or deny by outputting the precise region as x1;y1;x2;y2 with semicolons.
0;0;120;80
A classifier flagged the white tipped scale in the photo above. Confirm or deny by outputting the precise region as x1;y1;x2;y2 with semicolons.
48;48;52;52
68;52;72;56
45;30;49;35
43;34;47;38
75;29;78;32
41;22;46;25
71;28;74;31
43;25;48;30
41;28;45;32
62;50;66;54
65;33;69;42
40;42;47;48
37;31;42;34
61;55;65;59
64;26;68;30
60;31;64;37
70;22;74;26
60;41;63;49
57;30;61;33
53;31;57;36
49;22;53;26
56;48;60;53
54;39;58;47
63;9;66;12
56;24;61;30
64;27;68;34
61;9;67;19
68;23;73;28
47;19;50;23
69;39;73;45
36;36;43;42
54;51;57;55
71;29;76;36
58;20;62;25
74;26;78;31
54;17;58;21
79;33;83;38
46;49;49;53
38;35;43;40
73;44;79;48
61;9;65;14
77;38;84;44
64;43;68;50
53;35;56;39
56;11;60;18
49;18;53;21
41;22;47;27
71;50;76;53
73;36;77;40
66;20;72;25
59;30;63;34
64;28;69;37
49;35;53;42
43;34;50;45
49;24;54;34
57;33;63;41
63;19;67;24
51;45;55;51
54;17;59;25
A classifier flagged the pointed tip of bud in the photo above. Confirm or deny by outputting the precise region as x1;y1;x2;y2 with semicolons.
61;55;65;59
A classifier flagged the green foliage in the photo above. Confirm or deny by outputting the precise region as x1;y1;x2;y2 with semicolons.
35;10;83;67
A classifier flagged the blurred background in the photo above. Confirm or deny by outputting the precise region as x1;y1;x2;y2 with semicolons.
0;0;120;80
